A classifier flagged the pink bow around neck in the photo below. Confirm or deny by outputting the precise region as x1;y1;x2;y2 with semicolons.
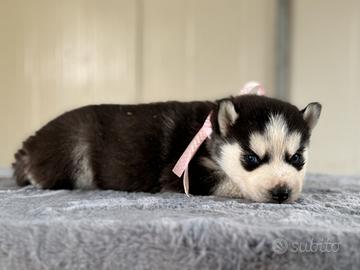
172;113;212;196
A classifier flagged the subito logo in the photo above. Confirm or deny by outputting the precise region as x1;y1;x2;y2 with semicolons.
272;238;288;254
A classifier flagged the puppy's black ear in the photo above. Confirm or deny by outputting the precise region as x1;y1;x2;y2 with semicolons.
301;102;322;130
217;100;238;136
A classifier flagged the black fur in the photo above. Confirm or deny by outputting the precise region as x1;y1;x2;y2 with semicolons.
13;95;315;195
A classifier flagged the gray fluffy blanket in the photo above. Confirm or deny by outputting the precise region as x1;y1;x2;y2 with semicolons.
0;174;360;270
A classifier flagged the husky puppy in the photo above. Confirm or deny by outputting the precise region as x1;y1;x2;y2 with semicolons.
13;95;321;203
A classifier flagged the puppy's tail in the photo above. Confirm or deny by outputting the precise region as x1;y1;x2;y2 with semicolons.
12;148;30;186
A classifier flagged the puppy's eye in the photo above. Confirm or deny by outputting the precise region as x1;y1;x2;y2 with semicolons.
241;153;266;171
244;154;260;166
289;153;302;164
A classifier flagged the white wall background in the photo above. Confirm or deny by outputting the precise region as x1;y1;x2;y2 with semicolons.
0;0;276;169
0;0;359;175
290;0;360;175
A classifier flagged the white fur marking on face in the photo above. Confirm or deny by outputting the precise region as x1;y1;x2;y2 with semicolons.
73;143;95;189
213;176;243;197
265;114;288;157
265;115;302;156
286;132;302;155
217;142;243;180
200;157;242;197
250;115;301;157
249;133;267;157
213;142;246;198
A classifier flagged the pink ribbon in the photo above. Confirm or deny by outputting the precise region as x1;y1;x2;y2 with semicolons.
172;81;265;196
240;81;265;96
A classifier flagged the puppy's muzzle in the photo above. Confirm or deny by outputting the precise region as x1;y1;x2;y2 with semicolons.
270;185;291;203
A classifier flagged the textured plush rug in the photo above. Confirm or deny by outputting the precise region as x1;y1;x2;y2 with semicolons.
0;174;360;270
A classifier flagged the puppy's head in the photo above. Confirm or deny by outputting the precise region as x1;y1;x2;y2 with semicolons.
208;95;321;203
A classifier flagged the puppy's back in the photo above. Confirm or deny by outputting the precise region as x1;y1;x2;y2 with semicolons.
13;101;214;191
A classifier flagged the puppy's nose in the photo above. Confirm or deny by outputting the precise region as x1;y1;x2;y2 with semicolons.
270;185;291;203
